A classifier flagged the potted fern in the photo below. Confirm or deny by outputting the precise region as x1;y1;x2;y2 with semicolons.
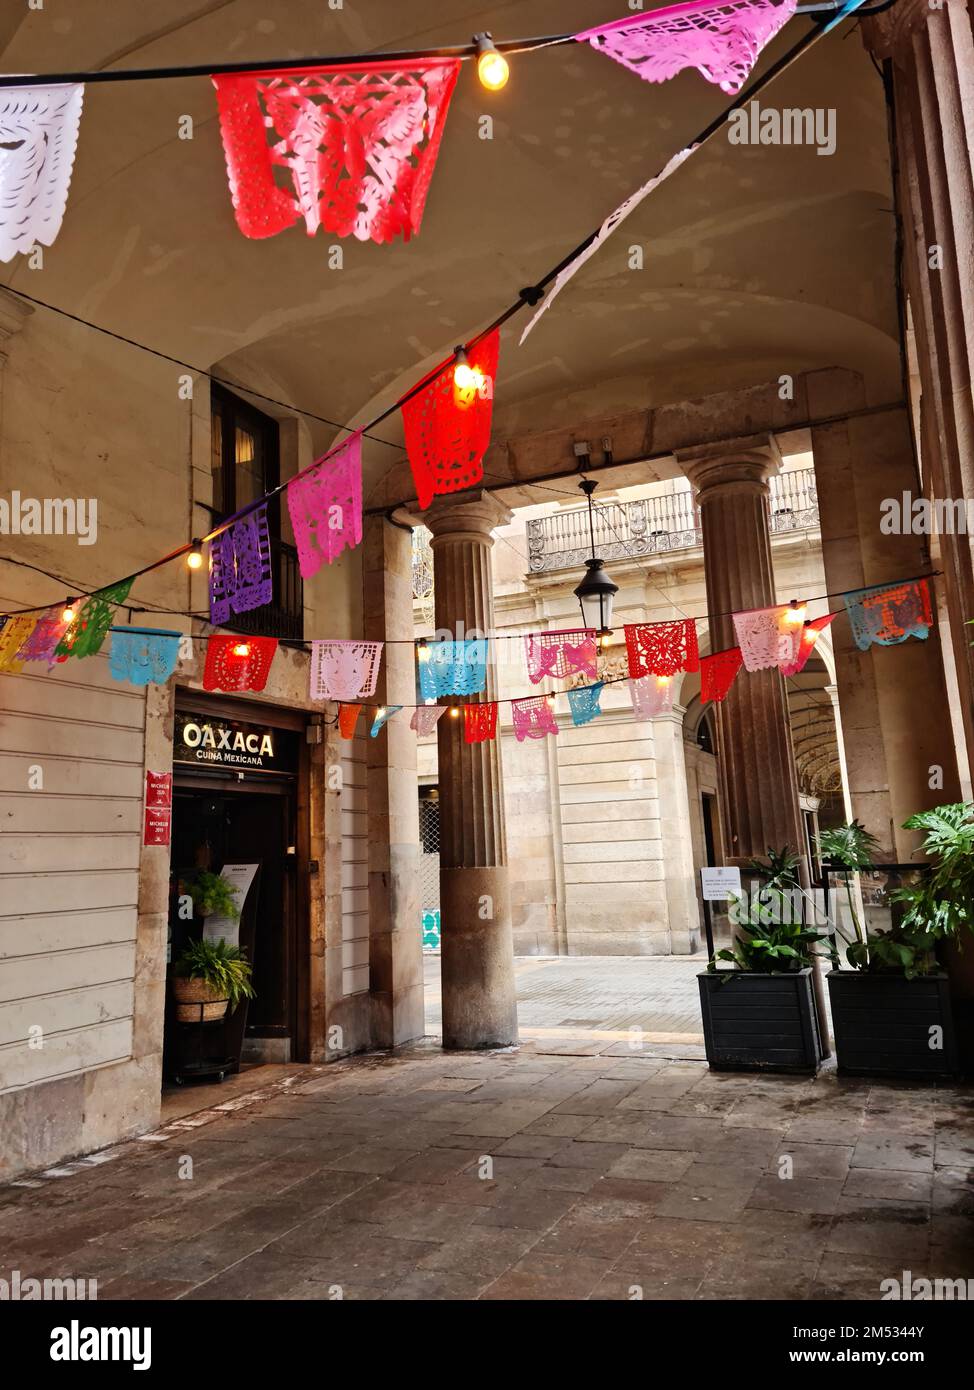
815;819;879;953
171;936;255;1022
823;806;972;1079
698;848;829;1073
187;870;241;921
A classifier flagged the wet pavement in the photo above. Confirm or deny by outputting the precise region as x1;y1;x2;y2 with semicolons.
2;1039;971;1301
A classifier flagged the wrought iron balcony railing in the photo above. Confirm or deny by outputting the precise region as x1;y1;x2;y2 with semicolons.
524;467;818;574
224;535;305;640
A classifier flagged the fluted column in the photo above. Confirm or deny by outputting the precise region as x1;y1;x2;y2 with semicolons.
864;0;974;784
679;437;805;866
424;491;517;1049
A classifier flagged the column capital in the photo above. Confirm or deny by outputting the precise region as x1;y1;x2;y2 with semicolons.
862;0;946;61
423;489;514;545
676;433;782;501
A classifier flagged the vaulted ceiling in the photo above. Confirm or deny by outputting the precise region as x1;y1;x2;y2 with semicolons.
0;0;901;496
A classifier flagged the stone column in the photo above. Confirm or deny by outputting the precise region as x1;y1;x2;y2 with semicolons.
679;437;805;866
424;491;518;1049
825;685;855;826
653;705;700;953
864;0;974;785
807;375;960;858
363;516;425;1048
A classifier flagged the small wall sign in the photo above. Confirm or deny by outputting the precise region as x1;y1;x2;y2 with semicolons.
145;771;172;807
143;770;172;845
700;866;742;901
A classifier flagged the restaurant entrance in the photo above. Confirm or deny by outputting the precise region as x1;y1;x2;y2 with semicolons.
165;692;310;1075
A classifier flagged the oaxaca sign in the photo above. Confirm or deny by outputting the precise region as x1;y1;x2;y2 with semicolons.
174;711;293;772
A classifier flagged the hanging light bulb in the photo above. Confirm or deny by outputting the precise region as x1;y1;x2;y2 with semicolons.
452;345;480;391
61;599;76;624
474;33;510;91
785;599;808;625
417;637;429;660
802;620;820;648
187;539;204;571
232;640;251;658
450;707;461;719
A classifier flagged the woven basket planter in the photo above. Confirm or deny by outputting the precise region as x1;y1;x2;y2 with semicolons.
171;976;229;1023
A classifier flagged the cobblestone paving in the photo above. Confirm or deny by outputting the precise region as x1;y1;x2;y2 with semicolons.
2;1045;971;1301
424;954;708;1045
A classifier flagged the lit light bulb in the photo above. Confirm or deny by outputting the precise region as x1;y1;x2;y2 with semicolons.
453;346;479;391
477;46;509;91
187;539;204;570
474;33;509;91
61;600;76;624
785;600;808;625
232;641;251;658
450;707;460;718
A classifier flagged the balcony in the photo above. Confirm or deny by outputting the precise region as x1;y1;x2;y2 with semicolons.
525;467;818;574
223;535;304;640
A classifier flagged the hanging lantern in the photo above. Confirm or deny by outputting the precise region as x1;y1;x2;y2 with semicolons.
572;479;618;636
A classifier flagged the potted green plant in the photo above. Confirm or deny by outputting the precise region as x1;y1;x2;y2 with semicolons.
698;848;829;1073
824;805;972;1079
171;936;255;1022
187;870;241;921
816;819;881;951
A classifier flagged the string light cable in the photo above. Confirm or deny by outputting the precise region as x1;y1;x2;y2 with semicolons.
0;1;898;89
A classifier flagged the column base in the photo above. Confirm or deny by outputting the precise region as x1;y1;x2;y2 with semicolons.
440;867;518;1050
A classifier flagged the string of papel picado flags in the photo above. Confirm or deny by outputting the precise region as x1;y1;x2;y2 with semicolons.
0;574;938;744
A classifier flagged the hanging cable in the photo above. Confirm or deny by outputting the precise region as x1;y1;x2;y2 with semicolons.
0;1;899;88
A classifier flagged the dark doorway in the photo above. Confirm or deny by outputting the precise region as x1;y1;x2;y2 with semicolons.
169;788;296;1041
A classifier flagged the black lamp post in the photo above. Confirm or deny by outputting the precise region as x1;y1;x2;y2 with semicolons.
573;478;618;636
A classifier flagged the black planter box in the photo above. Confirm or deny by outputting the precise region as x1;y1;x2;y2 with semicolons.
697;968;826;1074
827;970;959;1080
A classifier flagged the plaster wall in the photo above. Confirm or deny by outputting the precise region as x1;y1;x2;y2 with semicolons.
0;309;367;1179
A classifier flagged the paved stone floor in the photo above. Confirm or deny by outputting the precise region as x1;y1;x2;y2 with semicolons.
2;1042;972;1301
425;952;708;1047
